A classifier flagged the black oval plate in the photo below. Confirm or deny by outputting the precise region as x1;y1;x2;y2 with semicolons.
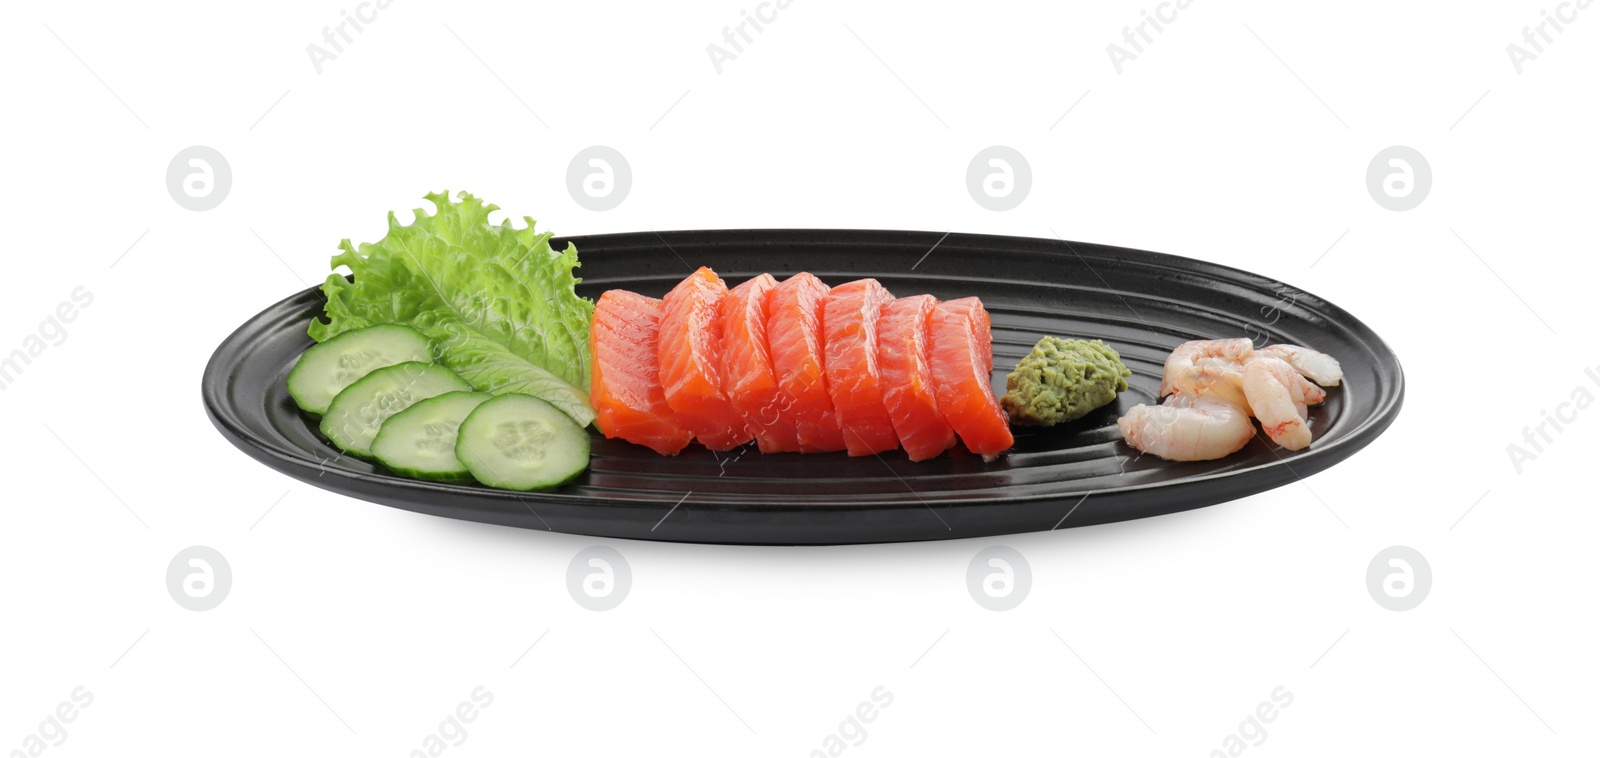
203;230;1403;545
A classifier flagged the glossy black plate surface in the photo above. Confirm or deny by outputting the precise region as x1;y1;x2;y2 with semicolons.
203;229;1404;545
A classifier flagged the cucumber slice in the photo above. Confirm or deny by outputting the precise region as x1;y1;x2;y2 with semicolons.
288;324;434;415
371;392;493;481
320;362;471;458
455;394;590;491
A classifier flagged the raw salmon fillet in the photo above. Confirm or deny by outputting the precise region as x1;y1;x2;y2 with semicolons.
719;273;795;453
590;291;695;455
659;267;752;451
823;279;900;456
766;273;846;453
877;295;957;461
929;297;1014;460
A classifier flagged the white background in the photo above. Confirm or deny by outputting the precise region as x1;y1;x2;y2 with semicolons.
2;1;1595;755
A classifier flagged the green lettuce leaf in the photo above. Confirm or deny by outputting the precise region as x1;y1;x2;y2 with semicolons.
308;191;595;426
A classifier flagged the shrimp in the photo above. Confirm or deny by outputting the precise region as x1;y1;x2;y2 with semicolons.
1117;394;1256;461
1241;357;1326;451
1150;338;1339;455
1159;338;1254;398
1166;356;1251;409
1258;344;1343;387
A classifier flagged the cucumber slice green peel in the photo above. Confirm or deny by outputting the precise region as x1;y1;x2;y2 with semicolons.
455;393;590;491
371;392;493;482
320;362;471;458
288;324;434;415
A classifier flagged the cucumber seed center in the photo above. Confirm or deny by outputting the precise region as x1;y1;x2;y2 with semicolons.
493;420;554;462
332;350;378;385
416;422;456;453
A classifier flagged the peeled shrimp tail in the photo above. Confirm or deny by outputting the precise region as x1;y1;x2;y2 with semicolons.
1259;344;1342;388
1160;338;1253;398
1242;357;1323;450
1169;359;1250;409
1117;394;1255;461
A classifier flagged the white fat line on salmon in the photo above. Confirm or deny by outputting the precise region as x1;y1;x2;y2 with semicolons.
1506;366;1600;473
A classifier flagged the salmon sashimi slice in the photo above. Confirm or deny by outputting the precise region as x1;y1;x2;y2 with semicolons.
765;273;847;453
823;279;900;456
718;273;795;453
877;295;958;461
590;291;695;455
659;267;752;451
929;297;1014;460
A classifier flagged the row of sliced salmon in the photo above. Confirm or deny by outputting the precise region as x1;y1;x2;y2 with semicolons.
589;268;1014;461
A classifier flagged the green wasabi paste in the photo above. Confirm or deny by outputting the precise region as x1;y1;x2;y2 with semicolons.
1000;337;1131;426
